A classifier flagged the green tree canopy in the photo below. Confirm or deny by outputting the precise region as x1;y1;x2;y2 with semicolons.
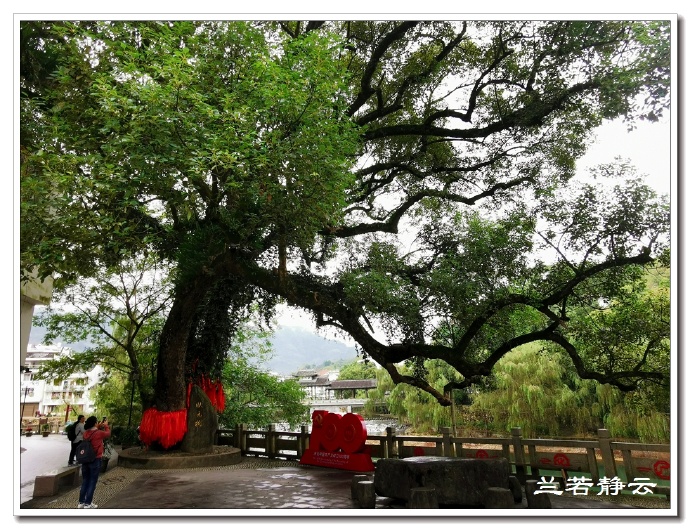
33;256;171;408
338;359;379;380
366;266;670;440
21;20;671;412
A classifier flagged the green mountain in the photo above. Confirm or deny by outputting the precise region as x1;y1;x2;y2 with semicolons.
265;327;358;375
28;323;357;377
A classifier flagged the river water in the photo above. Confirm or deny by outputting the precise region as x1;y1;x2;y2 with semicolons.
270;419;408;436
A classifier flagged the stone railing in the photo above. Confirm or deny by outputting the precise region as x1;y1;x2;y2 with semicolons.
217;425;671;492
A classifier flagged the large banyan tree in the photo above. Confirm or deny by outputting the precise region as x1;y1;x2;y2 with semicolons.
21;19;671;446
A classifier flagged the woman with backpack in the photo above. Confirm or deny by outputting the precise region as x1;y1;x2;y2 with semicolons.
77;416;110;509
67;415;85;466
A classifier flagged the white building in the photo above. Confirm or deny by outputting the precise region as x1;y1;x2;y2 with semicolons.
20;343;103;420
291;368;340;400
288;368;379;414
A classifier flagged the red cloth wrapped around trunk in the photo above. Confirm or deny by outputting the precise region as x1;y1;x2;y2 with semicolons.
138;407;188;449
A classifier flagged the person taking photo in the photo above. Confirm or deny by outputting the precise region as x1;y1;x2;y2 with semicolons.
77;416;110;509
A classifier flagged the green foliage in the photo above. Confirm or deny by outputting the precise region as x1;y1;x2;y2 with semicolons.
338;359;378;380
21;21;359;286
112;426;140;447
301;358;350;371
218;321;309;429
364;265;670;441
219;359;308;429
364;360;455;433
33;256;169;410
20;20;672;411
368;342;669;442
468;345;602;437
595;384;670;443
92;371;141;430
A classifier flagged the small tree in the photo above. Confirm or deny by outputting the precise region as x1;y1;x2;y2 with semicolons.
218;323;309;429
33;255;171;410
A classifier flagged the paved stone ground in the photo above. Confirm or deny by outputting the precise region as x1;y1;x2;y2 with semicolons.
19;457;671;513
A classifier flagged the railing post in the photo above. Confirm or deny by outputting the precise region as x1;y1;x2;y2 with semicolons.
233;424;241;450
239;423;247;454
511;427;526;484
266;424;276;459
597;429;617;478
441;427;455;457
298;425;308;458
385;426;397;459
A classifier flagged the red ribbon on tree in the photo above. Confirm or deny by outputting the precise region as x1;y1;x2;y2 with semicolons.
187;374;225;413
138;407;188;449
215;380;225;412
139;373;224;449
204;375;219;409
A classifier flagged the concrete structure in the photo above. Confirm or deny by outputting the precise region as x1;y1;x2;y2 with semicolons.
19;272;54;368
304;398;368;414
118;446;241;470
374;455;512;507
20;343;102;420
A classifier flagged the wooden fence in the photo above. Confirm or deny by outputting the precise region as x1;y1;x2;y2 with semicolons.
217;425;671;493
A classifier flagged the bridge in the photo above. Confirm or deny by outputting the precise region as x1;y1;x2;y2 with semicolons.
304;398;367;414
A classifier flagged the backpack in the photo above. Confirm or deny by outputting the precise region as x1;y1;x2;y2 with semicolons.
75;438;96;464
65;422;76;442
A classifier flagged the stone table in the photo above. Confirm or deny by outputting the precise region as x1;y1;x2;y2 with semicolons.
374;455;511;507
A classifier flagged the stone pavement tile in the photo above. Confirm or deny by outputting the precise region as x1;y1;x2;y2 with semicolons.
99;465;646;511
102;466;360;509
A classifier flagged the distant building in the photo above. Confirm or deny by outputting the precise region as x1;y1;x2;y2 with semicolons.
290;368;377;412
20;343;102;420
291;369;337;400
328;379;377;398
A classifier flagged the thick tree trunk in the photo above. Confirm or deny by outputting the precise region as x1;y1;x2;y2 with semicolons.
155;277;213;412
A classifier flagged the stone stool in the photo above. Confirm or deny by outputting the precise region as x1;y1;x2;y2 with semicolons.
525;480;552;508
351;474;372;499
484;487;515;508
408;487;438;508
355;480;376;508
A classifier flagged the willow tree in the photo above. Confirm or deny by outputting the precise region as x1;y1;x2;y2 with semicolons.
21;20;671;438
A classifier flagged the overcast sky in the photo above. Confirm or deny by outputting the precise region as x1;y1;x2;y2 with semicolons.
577;117;672;197
279;114;674;339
